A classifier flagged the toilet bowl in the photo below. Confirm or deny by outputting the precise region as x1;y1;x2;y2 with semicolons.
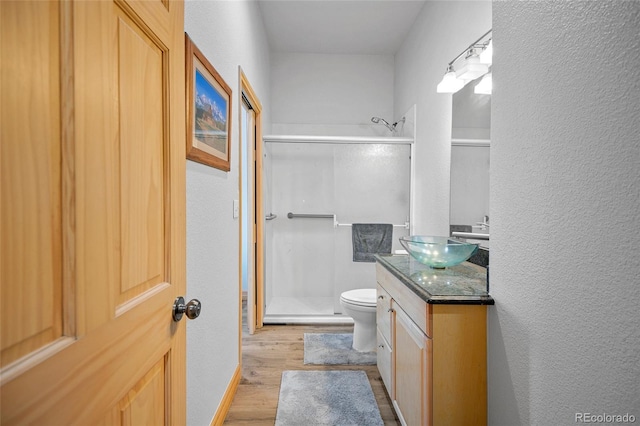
340;289;377;352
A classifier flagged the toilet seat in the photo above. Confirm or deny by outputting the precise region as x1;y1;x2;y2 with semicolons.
340;289;376;308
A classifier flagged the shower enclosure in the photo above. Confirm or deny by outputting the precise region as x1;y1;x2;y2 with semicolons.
262;135;413;323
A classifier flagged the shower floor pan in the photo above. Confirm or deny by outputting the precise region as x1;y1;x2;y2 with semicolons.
263;296;354;325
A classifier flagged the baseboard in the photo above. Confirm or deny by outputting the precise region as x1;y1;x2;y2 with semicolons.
210;364;241;426
393;400;408;426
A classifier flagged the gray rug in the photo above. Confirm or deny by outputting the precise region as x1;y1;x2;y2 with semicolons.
275;370;384;426
304;333;376;365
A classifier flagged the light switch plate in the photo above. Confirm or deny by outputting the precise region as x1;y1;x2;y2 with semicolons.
233;200;239;218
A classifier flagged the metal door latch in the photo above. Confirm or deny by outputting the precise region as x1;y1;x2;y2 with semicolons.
172;296;202;322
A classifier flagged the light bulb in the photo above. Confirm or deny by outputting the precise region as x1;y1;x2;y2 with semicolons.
436;68;465;93
456;49;489;81
474;72;492;95
479;40;493;65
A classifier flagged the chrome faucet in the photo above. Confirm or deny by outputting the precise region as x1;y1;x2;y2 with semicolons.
475;215;490;230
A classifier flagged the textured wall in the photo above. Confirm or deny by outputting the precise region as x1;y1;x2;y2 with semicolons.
184;1;271;424
394;1;492;235
490;2;640;424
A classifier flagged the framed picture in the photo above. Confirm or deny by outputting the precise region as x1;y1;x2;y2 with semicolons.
185;34;232;171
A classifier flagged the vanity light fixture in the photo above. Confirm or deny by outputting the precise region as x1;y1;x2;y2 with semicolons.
479;39;493;65
456;48;489;81
474;72;492;95
437;29;492;94
436;64;466;93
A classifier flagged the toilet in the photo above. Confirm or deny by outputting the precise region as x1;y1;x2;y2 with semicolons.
340;288;377;352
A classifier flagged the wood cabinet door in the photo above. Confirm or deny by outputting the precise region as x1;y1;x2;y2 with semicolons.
393;303;432;426
1;0;186;424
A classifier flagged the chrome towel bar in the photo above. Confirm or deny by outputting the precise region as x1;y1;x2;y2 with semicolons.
286;212;410;230
336;222;409;229
287;212;334;219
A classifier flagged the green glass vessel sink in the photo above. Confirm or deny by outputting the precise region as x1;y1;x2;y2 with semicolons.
399;236;478;268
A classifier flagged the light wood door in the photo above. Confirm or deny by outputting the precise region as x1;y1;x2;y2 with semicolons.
393;303;432;426
1;0;187;424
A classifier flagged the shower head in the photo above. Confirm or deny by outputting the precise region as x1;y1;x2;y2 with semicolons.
371;116;389;126
371;116;394;131
371;116;403;133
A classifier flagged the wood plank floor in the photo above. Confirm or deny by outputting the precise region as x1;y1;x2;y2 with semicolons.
223;309;399;425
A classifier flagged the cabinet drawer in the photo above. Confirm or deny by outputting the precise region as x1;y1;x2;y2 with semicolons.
376;328;393;395
376;262;431;337
376;284;392;345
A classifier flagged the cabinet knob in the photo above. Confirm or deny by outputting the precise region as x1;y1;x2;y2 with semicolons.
388;308;394;313
378;344;385;349
378;295;384;299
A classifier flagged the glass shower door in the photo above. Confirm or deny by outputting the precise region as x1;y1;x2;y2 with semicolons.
266;143;336;318
263;139;411;323
331;143;411;313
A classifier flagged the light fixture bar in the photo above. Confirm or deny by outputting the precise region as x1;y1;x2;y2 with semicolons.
445;29;492;70
437;28;492;95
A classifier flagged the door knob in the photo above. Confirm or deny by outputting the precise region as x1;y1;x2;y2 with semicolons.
173;296;202;322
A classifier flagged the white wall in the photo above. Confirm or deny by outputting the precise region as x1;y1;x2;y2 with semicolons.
394;1;492;235
270;52;395;136
490;2;640;424
184;1;271;424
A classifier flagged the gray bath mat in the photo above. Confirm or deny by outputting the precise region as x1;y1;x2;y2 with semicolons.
304;333;376;365
275;370;384;426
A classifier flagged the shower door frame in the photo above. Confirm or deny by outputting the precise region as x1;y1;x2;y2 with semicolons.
261;134;415;324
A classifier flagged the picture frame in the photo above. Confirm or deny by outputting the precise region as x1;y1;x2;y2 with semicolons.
185;33;232;171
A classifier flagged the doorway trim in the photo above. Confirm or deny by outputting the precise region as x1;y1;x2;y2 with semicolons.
238;67;264;335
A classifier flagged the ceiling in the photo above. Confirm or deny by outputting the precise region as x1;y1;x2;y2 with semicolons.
257;0;427;55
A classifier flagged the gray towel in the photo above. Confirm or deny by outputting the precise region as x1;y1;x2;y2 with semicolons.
352;223;393;262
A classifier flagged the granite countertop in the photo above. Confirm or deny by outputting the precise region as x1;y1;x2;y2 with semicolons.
375;254;494;305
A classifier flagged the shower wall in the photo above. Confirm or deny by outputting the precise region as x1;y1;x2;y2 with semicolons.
264;140;411;318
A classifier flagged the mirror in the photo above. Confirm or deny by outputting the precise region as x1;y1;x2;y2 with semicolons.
450;77;491;249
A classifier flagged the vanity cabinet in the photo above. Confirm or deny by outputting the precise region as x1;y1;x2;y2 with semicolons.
392;302;431;426
376;261;489;426
376;284;393;391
